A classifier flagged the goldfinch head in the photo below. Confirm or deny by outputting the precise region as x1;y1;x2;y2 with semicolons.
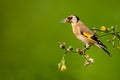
64;15;79;24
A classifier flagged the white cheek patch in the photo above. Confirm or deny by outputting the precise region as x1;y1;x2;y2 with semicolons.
71;16;77;26
72;16;77;23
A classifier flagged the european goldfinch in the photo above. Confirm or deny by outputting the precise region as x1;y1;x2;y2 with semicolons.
64;15;111;56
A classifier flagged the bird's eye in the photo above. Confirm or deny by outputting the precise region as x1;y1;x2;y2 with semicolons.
67;17;73;20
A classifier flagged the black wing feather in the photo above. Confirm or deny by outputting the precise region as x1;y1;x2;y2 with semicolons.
91;35;107;48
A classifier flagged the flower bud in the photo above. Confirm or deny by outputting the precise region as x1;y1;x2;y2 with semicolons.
60;64;67;71
111;26;115;30
100;26;107;31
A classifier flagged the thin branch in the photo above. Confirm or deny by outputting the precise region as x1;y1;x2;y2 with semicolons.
91;28;120;39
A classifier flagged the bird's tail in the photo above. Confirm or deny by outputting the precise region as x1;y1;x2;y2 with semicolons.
95;43;111;56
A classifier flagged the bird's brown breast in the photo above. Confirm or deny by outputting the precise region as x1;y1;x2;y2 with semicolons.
72;25;80;36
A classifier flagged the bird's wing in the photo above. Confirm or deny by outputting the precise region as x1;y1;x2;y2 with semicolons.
78;21;94;35
78;21;107;48
80;30;106;47
77;21;111;56
78;21;96;42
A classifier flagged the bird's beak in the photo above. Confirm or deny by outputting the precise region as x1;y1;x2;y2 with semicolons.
63;18;69;23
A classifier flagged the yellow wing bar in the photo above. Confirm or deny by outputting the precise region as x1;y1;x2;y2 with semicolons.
82;32;97;43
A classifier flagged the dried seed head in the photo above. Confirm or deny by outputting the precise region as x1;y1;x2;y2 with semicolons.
84;57;94;67
67;46;73;52
84;60;90;67
76;48;81;53
76;48;83;54
88;58;94;63
85;54;90;59
68;46;73;50
59;42;66;49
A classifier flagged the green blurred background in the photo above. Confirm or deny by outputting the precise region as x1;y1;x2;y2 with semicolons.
0;0;120;80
